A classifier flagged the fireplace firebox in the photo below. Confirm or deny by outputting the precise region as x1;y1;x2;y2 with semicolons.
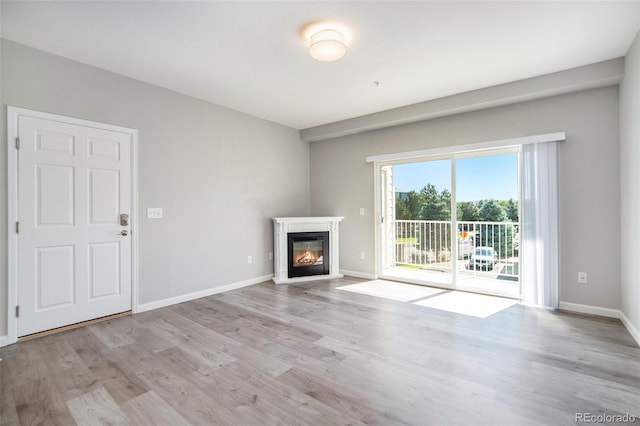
287;232;329;278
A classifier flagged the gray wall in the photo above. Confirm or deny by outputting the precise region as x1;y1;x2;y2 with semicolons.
620;31;640;335
310;86;621;309
0;40;310;335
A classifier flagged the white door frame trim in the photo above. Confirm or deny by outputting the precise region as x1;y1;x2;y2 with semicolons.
5;106;139;345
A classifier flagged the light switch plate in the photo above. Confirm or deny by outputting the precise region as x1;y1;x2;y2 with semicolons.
147;207;163;219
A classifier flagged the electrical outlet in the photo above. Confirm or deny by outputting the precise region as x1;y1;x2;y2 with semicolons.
247;256;253;264
268;252;273;261
578;272;588;284
360;251;366;260
359;207;365;216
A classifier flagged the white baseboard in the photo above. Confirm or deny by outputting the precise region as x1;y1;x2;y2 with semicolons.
620;311;640;347
0;335;8;348
340;269;377;280
558;301;620;318
136;274;272;313
548;302;640;347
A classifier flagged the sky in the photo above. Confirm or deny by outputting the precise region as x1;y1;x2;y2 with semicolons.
393;153;518;202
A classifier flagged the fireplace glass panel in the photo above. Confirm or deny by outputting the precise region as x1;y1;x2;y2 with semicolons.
293;240;324;267
287;231;330;278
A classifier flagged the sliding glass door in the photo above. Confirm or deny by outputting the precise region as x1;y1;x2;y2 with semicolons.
454;153;520;298
392;159;453;286
379;148;520;298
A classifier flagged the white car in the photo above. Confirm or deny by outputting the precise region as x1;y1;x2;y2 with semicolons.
468;246;497;271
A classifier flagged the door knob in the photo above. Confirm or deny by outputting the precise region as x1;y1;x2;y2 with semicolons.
118;230;129;236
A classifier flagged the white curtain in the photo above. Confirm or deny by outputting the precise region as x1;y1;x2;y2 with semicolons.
521;141;560;308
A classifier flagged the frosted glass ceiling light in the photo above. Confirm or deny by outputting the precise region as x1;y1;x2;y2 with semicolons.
309;28;347;61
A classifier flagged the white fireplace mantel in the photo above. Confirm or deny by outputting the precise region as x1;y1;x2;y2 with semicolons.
272;217;344;284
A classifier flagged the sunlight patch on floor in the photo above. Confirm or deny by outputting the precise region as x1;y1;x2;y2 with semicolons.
413;291;518;318
337;280;519;318
336;280;445;302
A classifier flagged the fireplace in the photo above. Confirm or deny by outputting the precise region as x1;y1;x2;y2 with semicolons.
272;217;343;284
288;232;329;278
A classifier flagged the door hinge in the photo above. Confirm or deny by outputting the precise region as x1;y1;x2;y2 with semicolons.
15;222;19;234
15;137;20;150
15;306;19;318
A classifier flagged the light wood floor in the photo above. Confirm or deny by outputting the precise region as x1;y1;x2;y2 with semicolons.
1;277;639;425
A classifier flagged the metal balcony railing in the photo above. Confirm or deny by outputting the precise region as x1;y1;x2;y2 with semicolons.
394;220;520;280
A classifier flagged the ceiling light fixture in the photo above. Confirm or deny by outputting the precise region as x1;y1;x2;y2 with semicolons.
308;28;348;62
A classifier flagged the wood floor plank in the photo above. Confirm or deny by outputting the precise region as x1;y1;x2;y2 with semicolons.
139;320;236;374
221;359;368;426
1;339;52;388
88;319;137;350
63;327;149;405
112;342;240;425
216;285;368;345
152;347;296;425
120;390;192;426
37;335;102;401
188;308;347;375
191;296;325;344
163;304;293;377
1;277;639;425
66;387;130;425
0;355;19;426
12;377;76;426
277;366;401;426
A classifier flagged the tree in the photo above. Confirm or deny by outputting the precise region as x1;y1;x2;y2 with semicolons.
477;199;513;255
457;201;480;221
396;191;424;239
505;198;519;222
404;191;423;220
419;184;450;220
395;197;411;220
479;199;507;222
416;184;452;253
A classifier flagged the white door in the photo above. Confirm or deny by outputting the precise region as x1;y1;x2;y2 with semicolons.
17;115;133;336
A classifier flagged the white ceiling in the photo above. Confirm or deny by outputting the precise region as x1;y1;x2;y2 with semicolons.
1;1;639;130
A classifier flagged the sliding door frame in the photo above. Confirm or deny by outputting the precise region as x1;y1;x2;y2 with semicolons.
373;146;523;296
